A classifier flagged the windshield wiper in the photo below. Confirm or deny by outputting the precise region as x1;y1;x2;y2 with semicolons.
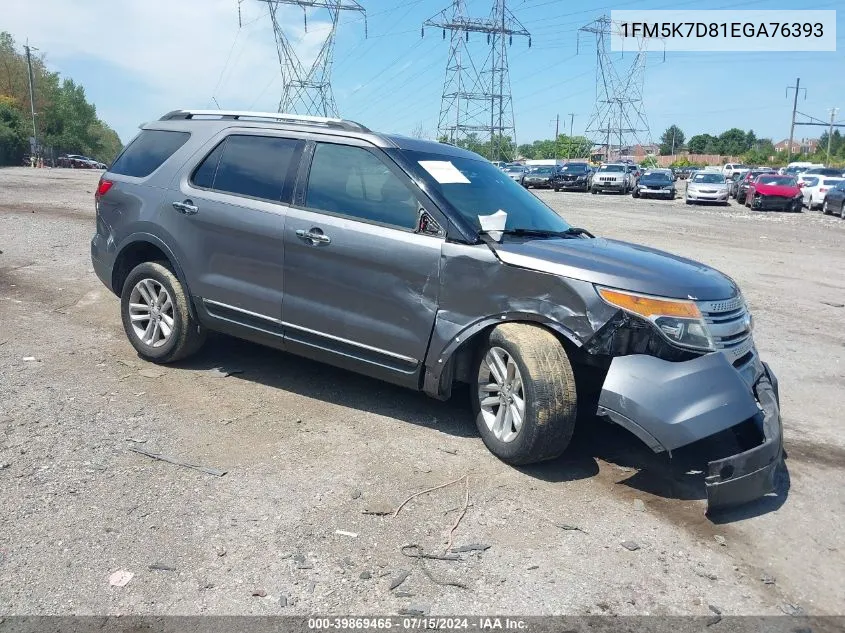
500;227;595;239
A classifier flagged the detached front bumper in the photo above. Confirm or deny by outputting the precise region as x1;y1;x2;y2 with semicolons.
751;195;800;211
704;363;782;510
597;352;783;513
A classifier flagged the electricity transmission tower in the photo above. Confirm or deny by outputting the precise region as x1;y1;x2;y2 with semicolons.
423;0;530;161
579;15;652;162
254;0;366;116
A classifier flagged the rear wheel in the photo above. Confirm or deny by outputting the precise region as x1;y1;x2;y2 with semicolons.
120;261;206;363
471;323;577;465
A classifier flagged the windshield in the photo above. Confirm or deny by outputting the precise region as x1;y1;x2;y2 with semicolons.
758;176;796;186
402;151;570;233
691;173;725;184
599;165;624;173
528;166;554;175
504;166;524;174
641;171;672;182
561;163;588;173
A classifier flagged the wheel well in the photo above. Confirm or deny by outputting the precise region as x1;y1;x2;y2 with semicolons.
112;242;171;296
446;320;582;383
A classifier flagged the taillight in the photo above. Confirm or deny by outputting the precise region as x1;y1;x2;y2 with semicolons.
95;178;113;201
820;187;828;193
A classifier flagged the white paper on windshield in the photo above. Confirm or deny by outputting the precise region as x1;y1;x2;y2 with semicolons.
418;160;470;184
478;209;507;242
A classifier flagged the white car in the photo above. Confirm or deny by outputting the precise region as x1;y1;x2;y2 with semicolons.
722;163;748;179
801;176;844;210
685;171;729;205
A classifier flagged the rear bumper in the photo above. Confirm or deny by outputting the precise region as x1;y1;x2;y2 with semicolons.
91;234;115;293
598;352;783;513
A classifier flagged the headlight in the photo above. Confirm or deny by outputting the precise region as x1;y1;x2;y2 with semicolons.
597;287;714;351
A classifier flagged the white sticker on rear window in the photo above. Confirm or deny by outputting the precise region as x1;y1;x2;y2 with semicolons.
418;160;470;184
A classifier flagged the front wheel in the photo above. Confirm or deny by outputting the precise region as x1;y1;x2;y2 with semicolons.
822;200;830;215
120;261;206;363
590;187;598;195
471;323;577;465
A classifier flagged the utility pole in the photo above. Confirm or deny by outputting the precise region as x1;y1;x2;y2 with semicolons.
24;41;38;155
786;78;805;160
567;112;575;159
671;127;676;156
827;107;839;165
553;113;559;160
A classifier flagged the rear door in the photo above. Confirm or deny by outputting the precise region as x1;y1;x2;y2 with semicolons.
164;131;304;327
281;139;444;386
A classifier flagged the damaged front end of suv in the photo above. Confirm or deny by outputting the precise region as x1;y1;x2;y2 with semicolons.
584;289;782;512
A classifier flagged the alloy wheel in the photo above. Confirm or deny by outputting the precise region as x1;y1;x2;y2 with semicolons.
128;278;175;348
477;347;525;443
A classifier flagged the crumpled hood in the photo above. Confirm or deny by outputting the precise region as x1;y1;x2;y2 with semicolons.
491;237;738;301
754;183;800;197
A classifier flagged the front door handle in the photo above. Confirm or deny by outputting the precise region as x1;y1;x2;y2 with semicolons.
172;200;198;215
295;228;331;244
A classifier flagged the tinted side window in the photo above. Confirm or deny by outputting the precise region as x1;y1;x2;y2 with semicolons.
211;135;302;203
191;141;225;189
110;130;190;178
306;144;418;230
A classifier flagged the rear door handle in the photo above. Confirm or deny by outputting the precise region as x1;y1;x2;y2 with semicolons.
172;200;198;215
295;228;331;244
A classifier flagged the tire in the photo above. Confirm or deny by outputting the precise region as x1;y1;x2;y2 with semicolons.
553;188;559;192
791;199;802;213
840;203;845;220
471;323;577;465
632;189;639;198
591;187;598;195
120;261;206;363
685;197;692;205
822;200;830;215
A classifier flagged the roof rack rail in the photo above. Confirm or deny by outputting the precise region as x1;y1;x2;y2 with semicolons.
158;109;370;132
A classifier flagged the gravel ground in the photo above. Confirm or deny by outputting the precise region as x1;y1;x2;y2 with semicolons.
1;166;843;616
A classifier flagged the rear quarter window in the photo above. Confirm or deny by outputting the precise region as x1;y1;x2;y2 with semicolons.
110;129;190;178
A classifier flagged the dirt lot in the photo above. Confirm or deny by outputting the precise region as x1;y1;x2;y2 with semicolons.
1;167;844;617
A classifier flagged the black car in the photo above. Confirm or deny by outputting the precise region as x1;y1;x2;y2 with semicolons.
550;162;592;192
822;181;845;218
522;165;558;189
803;167;845;177
728;170;749;198
632;169;676;199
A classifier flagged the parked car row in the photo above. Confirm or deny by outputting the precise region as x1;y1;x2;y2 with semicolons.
57;154;107;169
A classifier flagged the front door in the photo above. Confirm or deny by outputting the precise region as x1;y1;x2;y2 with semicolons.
163;132;304;325
282;140;443;386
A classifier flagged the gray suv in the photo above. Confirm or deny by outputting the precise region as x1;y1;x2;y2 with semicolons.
91;110;782;512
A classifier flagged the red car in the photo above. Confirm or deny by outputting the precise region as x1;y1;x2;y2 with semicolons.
745;174;803;212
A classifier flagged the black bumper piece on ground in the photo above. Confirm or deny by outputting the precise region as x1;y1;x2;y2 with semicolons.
704;363;783;512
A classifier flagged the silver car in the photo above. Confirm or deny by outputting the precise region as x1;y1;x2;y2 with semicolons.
503;165;526;185
90;109;782;511
686;171;730;205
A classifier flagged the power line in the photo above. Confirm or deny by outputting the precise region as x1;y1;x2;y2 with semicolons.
253;0;367;116
579;15;653;162
424;0;531;160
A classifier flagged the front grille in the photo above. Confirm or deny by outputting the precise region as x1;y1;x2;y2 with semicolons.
697;296;754;363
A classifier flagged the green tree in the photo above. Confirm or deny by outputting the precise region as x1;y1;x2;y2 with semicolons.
0;100;27;164
0;31;122;164
659;125;684;155
718;128;748;156
688;134;717;154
